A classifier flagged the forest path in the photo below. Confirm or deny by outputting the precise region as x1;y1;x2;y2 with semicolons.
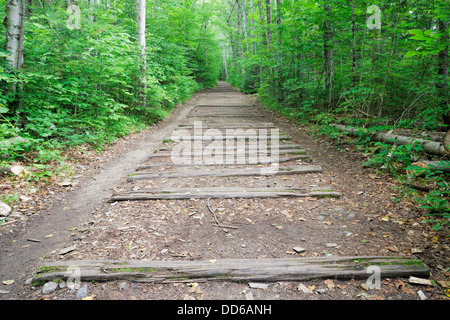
1;82;436;301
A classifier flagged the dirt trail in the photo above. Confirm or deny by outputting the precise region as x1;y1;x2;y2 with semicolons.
1;82;448;301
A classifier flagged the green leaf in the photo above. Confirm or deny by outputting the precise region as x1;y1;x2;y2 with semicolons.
408;29;423;36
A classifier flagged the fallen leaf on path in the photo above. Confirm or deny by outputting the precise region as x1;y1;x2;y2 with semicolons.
394;279;405;290
81;295;97;300
324;279;335;290
438;281;450;288
445;289;450;298
188;283;200;293
386;246;399;252
307;285;316;292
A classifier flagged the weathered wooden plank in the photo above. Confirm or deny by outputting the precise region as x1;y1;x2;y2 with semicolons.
148;149;306;159
136;155;311;169
178;122;275;128
127;165;323;181
189;113;262;117
187;115;266;118
163;135;292;141
31;256;429;285
109;187;340;202
109;191;340;201
156;145;302;152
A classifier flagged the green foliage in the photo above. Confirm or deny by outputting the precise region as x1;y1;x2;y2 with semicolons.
0;0;222;166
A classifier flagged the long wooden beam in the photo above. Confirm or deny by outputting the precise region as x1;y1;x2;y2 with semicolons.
127;165;322;181
109;187;340;202
31;256;429;285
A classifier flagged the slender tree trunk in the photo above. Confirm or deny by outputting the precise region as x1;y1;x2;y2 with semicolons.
4;0;25;71
265;0;272;47
437;19;449;126
323;1;334;109
3;0;25;116
241;0;249;46
249;0;256;55
136;0;147;108
222;47;229;80
275;0;282;98
351;0;357;89
264;0;273;88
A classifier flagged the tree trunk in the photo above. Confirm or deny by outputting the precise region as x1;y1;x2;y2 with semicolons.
275;0;282;98
437;19;449;126
323;2;334;109
4;0;25;72
351;0;357;89
3;0;25;115
135;0;147;109
241;0;249;47
249;0;256;55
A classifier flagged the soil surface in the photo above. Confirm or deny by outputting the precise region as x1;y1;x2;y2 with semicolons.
0;82;448;302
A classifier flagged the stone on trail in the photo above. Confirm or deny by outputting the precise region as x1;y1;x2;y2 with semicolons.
76;284;88;299
293;247;306;253
0;201;12;217
42;281;58;295
249;283;269;289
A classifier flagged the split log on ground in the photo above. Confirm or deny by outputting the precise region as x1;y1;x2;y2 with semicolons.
148;149;306;159
0;137;29;150
178;122;275;128
156;144;302;152
192;106;255;108
109;187;340;202
164;134;292;141
127;165;323;181
31;256;429;285
410;160;450;173
136;155;311;169
187;115;266;118
188;113;262;116
331;124;448;157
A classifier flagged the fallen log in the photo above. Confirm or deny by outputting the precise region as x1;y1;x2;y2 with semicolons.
148;148;306;159
331;124;448;157
164;134;292;141
109;186;340;202
156;144;302;152
410;160;450;173
178;122;275;128
127;165;323;181
31;256;429;285
136;155;311;169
